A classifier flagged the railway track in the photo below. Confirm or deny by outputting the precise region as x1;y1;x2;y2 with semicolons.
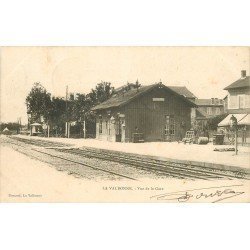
31;148;137;180
57;147;245;180
6;136;70;147
3;136;138;180
7;136;249;180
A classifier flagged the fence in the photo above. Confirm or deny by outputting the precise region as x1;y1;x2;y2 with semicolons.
221;130;249;146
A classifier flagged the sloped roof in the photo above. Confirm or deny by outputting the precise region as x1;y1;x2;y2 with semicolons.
195;99;223;106
224;76;250;90
238;114;250;125
195;108;207;118
218;114;247;127
91;83;196;111
168;86;197;99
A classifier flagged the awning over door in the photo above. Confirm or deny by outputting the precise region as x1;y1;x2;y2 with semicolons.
218;114;247;127
238;114;250;125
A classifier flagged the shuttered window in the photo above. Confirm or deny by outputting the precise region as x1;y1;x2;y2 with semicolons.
215;107;221;115
239;95;245;109
207;107;212;115
229;95;238;109
245;94;250;108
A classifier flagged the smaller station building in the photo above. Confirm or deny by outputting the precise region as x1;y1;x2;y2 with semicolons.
218;70;250;145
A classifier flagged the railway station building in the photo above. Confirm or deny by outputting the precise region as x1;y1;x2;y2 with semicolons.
91;82;196;143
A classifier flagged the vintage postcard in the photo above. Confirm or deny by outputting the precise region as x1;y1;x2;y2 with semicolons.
0;46;249;202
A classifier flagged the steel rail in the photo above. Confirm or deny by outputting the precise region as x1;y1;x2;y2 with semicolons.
4;137;138;181
7;136;248;180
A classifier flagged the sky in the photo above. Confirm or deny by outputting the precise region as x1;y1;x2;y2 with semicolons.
0;46;249;124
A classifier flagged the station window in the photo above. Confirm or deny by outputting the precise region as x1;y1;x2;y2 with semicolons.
99;117;103;134
164;115;175;135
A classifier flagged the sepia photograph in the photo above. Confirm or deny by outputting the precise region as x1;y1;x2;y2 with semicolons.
1;2;250;250
0;46;249;202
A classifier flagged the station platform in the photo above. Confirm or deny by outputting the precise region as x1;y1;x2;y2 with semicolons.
12;135;250;172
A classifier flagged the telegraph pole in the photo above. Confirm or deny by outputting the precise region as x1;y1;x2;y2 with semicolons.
83;113;86;139
19;117;22;133
17;117;21;134
47;124;50;138
65;85;68;138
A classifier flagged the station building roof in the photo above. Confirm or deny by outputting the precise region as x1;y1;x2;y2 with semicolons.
91;83;197;111
224;76;250;90
168;86;197;99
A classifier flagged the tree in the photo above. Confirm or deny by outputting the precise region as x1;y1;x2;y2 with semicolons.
25;81;115;137
68;93;95;137
0;122;20;132
207;113;228;131
118;80;141;93
87;81;114;105
67;82;115;137
26;82;52;123
50;97;67;135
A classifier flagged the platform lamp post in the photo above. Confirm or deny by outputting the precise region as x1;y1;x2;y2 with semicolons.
79;109;86;139
230;115;238;155
65;85;69;138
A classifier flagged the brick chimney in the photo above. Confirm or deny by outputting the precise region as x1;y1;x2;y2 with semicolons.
241;70;246;78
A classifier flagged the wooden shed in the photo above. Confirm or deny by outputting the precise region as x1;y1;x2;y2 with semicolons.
30;122;42;136
91;83;196;142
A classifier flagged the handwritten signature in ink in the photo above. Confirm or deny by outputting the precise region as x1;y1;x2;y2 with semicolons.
150;184;245;203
